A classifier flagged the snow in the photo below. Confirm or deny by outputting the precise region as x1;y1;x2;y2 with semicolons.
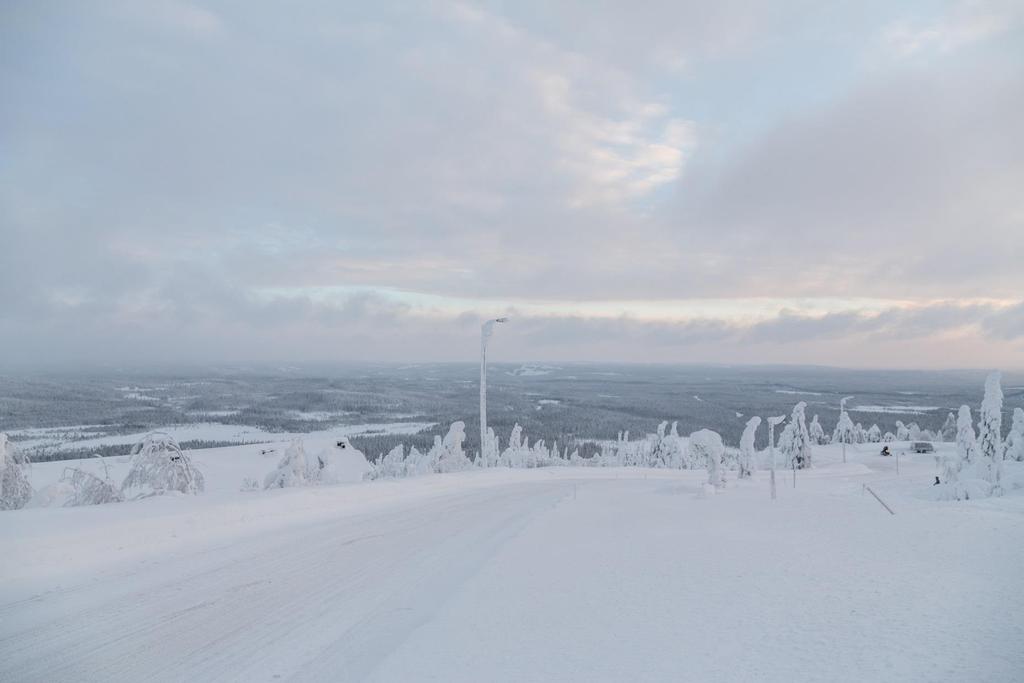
775;389;824;395
850;405;940;415
10;421;436;455
507;364;558;376
1;443;1023;681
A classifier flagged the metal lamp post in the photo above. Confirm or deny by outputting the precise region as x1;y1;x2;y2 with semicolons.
840;395;854;463
480;318;508;465
767;415;786;500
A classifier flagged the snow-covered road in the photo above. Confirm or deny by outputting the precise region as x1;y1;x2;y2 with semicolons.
2;454;1023;681
0;482;570;681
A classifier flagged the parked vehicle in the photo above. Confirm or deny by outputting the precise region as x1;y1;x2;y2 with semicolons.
911;441;934;454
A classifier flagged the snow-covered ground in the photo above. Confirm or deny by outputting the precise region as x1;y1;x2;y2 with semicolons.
2;443;1022;681
9;421;436;456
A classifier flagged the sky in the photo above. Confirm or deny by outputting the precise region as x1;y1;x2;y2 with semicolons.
1;0;1023;369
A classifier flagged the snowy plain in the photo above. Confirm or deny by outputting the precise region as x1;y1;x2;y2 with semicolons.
8;421;436;456
2;442;1023;682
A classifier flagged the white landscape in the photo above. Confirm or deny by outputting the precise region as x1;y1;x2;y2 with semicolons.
3;372;1024;681
4;0;1023;680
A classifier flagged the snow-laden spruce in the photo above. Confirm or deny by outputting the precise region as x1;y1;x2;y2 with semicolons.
1;433;33;511
867;424;881;442
832;409;855;447
895;421;910;442
688;429;725;488
436;421;471;473
264;439;310;489
940;412;957;442
122;432;205;499
928;373;1011;501
977;371;1003;492
779;402;813;469
1006;408;1024;462
808;415;826;445
738;417;760;479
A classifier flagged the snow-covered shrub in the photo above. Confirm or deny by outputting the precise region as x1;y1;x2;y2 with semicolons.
867;424;881;442
121;432;204;499
688;429;725;488
882;431;896;442
405;445;433;477
808;415;825;445
317;438;371;484
264;438;369;488
264;439;310;489
738;417;760;479
62;463;124;506
1;433;33;511
977;372;1003;492
372;444;408;479
781;402;812;469
500;423;546;468
240;477;260;492
1005;408;1024;462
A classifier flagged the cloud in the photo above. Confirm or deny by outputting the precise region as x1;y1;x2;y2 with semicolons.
881;0;1020;57
1;2;1022;367
982;302;1024;340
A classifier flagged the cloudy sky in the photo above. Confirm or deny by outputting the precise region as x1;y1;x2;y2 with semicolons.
2;0;1022;368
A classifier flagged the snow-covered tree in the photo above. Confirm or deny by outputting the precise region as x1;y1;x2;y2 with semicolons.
650;421;685;468
882;431;896;442
499;423;534;468
852;425;863;444
977;372;1003;492
782;402;813;469
316;438;371;484
940;412;957;442
956;405;978;467
808;415;825;445
867;424;881;442
1;433;33;511
122;432;204;499
907;422;922;441
435;421;471;473
832;410;855;446
372;444;407;479
405;445;433;477
936;404;987;501
738;417;760;479
688;429;725;488
1005;407;1024;462
895;421;910;441
264;439;310;489
936;419;967;501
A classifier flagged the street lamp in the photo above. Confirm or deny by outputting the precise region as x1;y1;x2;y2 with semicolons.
767;415;786;500
840;395;854;464
480;317;508;465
